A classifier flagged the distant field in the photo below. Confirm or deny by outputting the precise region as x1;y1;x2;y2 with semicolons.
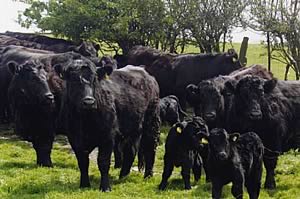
0;127;299;199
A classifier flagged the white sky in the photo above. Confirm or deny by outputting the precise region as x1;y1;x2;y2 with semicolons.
0;0;266;44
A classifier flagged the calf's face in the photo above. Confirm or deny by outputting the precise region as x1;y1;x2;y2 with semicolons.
186;81;224;123
176;117;209;150
203;128;239;161
8;61;54;107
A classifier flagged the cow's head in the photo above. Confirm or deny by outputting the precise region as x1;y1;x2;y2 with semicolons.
186;81;224;125
226;75;277;121
200;128;239;161
73;41;100;57
174;116;209;150
55;59;112;110
8;60;54;108
100;55;118;70
221;49;242;73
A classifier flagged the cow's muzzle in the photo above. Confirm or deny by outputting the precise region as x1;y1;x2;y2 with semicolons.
204;112;216;122
82;96;96;108
249;110;262;120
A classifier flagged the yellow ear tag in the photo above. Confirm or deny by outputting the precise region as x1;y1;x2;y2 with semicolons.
200;138;208;144
104;73;109;80
232;57;238;62
232;136;238;142
176;127;182;134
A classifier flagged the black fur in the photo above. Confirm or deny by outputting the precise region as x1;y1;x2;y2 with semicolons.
59;63;160;191
159;117;209;190
203;128;263;199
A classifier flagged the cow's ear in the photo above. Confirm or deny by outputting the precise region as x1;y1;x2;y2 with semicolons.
224;80;236;95
229;133;240;142
198;132;209;144
186;84;200;105
96;66;113;80
264;78;277;93
94;43;100;51
54;64;65;79
7;61;20;74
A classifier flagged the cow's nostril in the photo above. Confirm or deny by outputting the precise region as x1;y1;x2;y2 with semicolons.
83;96;95;105
218;151;227;160
45;92;54;100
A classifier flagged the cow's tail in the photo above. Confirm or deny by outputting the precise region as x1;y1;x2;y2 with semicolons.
140;98;160;178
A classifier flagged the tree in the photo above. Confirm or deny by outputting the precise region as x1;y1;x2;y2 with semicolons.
18;0;166;55
186;0;247;53
249;0;300;80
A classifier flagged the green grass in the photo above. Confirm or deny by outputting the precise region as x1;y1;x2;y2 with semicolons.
0;127;300;199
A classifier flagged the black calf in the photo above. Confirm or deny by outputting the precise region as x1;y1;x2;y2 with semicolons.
159;117;208;190
201;128;264;199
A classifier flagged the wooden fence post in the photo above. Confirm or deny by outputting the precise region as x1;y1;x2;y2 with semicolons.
239;37;249;67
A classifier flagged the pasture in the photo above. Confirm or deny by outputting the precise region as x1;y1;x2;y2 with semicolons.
0;43;300;199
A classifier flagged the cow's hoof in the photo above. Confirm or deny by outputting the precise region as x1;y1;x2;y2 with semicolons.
80;182;91;188
144;170;153;179
114;164;121;169
101;186;111;192
264;182;276;190
158;183;167;190
37;162;53;168
184;185;192;190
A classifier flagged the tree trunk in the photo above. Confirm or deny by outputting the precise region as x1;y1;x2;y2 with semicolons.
284;64;290;80
267;32;271;71
222;31;227;52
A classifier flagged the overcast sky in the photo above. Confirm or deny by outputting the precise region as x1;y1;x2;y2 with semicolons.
0;0;266;44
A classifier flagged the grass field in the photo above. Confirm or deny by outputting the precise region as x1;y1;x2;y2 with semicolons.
0;44;300;199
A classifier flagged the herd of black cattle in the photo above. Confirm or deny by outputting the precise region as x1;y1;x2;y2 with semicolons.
0;31;299;198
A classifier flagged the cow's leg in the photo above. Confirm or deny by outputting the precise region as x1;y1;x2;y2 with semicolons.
98;140;113;192
200;146;210;182
119;138;138;178
74;149;90;188
263;156;278;189
192;157;202;182
32;135;54;167
211;181;223;199
231;172;244;199
158;155;174;190
245;159;263;199
181;165;192;190
142;101;160;178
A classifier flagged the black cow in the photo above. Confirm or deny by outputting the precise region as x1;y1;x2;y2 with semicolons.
56;63;160;191
186;64;274;129
159;116;209;190
0;45;86;126
2;31;100;58
0;32;101;67
126;45;242;108
224;75;300;189
159;95;187;125
200;128;264;199
8;60;55;167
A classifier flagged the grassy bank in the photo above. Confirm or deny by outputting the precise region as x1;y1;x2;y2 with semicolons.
0;127;299;199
